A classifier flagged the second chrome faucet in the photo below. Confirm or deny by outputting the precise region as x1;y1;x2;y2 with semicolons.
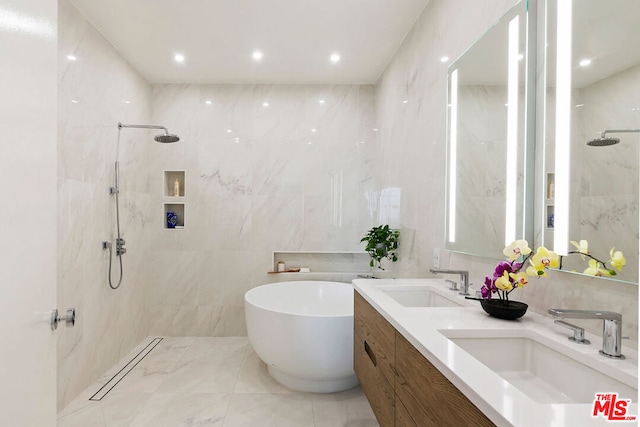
548;308;624;359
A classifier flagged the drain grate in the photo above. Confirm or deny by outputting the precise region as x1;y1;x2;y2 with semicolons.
89;337;163;401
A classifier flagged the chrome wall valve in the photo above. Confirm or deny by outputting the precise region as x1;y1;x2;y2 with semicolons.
51;308;76;330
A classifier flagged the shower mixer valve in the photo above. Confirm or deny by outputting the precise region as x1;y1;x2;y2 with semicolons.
116;238;126;256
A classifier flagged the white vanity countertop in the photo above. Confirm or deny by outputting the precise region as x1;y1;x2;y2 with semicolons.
353;278;639;427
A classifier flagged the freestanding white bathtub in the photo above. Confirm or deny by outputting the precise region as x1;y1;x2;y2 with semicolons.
245;280;358;393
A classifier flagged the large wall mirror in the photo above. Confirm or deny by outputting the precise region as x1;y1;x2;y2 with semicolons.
445;0;534;259
539;0;639;284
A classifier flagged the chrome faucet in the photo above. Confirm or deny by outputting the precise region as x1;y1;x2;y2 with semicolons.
548;309;624;359
429;269;469;296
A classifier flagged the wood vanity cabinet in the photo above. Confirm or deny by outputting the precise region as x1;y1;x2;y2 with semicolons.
354;291;495;427
354;291;396;427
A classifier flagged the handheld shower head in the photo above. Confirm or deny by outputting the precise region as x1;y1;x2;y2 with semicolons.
587;129;639;147
118;122;180;143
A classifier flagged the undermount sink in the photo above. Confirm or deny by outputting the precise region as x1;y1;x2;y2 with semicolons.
377;284;469;308
441;329;638;404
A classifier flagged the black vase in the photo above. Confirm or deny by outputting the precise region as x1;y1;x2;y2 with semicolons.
480;299;528;320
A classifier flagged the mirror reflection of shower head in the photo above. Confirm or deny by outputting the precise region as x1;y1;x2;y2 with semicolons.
117;122;180;143
587;129;640;147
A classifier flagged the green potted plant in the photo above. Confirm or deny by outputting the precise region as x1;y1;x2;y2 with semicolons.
361;225;400;269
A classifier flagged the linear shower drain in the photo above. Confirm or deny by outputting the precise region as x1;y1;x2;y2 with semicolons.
89;337;163;401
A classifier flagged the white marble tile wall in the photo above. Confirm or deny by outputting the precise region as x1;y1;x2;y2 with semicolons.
146;84;376;336
373;0;516;275
373;0;638;343
561;64;640;283
57;0;154;410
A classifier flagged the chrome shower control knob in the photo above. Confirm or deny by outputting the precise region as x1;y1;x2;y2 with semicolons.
51;308;76;330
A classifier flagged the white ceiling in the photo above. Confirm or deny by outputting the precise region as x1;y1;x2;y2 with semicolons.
68;0;430;84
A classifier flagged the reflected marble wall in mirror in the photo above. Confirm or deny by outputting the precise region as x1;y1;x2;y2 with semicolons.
541;0;639;283
445;0;532;259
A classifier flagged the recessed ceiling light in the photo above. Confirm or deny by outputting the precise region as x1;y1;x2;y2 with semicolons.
252;50;263;61
174;53;185;63
575;104;585;108
372;128;378;132
235;137;240;143
403;100;409;104
205;100;212;105
308;141;313;145
330;53;341;63
319;99;325;104
262;101;269;107
226;129;232;133
359;141;366;144
440;56;449;63
124;100;131;104
71;100;79;103
579;58;591;67
310;128;317;132
67;54;77;61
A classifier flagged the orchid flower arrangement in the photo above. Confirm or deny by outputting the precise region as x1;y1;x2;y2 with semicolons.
564;240;626;277
481;239;625;301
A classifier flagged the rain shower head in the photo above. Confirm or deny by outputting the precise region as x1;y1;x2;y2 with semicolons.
118;122;180;143
587;129;640;147
587;135;620;147
154;131;180;143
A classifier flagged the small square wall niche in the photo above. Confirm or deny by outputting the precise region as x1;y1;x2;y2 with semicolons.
164;170;185;197
164;203;185;229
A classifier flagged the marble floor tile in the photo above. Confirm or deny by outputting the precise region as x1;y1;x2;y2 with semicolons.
223;393;315;427
57;336;378;427
233;348;293;394
100;392;153;427
109;358;178;394
155;357;243;393
143;336;196;362
57;400;105;427
129;392;230;427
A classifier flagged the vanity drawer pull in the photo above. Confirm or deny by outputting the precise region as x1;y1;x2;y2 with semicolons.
364;340;377;366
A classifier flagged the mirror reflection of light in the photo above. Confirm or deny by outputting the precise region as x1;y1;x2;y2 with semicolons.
578;58;591;67
505;16;520;245
553;0;573;256
0;6;55;38
448;69;458;243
